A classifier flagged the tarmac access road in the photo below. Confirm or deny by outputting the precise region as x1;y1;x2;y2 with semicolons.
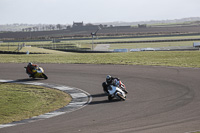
0;63;200;133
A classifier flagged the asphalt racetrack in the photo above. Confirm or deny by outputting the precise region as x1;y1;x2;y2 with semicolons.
0;63;200;133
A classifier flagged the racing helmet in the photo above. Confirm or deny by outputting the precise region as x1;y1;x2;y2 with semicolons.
28;62;33;66
106;75;112;83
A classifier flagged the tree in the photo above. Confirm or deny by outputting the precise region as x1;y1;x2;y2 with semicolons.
67;25;71;29
56;24;62;30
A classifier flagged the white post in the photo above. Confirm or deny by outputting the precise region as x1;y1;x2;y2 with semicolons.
18;44;20;52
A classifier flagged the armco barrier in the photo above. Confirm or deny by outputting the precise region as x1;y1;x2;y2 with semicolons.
113;49;128;52
0;51;48;54
53;49;114;53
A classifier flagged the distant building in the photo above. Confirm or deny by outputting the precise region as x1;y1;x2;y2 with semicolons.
73;22;84;27
71;21;100;31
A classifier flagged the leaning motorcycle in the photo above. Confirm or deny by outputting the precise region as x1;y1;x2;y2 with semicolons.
102;79;128;94
24;66;48;79
102;79;127;101
107;85;126;101
116;80;128;94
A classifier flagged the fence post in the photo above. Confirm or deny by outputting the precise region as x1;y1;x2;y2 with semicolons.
17;43;24;52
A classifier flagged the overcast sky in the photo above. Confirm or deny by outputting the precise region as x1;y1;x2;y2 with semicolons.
0;0;200;25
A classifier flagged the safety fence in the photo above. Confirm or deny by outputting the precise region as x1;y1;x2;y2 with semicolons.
0;43;82;52
0;43;25;52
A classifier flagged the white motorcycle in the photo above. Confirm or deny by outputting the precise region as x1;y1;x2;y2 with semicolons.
102;79;127;101
107;85;126;101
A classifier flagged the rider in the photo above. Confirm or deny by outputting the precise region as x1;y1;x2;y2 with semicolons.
102;75;128;94
26;62;38;77
106;75;119;85
102;75;121;93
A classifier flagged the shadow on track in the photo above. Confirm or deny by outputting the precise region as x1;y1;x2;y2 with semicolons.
13;78;44;82
89;93;122;105
91;93;107;98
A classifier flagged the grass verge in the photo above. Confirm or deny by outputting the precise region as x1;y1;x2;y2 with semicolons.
0;83;71;124
108;41;195;49
0;51;200;68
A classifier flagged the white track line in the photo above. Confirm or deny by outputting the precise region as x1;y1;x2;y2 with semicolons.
0;79;92;129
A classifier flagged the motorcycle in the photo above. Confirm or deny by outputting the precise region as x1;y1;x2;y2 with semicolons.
107;85;126;101
102;79;127;101
102;79;128;95
24;66;48;79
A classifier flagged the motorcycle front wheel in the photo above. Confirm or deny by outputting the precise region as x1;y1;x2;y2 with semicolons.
42;73;48;79
108;95;112;101
116;92;126;101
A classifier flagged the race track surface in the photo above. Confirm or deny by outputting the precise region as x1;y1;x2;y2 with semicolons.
0;63;200;133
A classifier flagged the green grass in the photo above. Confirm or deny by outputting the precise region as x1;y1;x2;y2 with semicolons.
108;41;195;49
148;21;200;27
0;46;18;51
96;35;200;42
0;83;71;124
1;51;200;68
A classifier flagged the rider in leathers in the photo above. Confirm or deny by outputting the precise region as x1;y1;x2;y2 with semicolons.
102;75;127;95
26;62;38;77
